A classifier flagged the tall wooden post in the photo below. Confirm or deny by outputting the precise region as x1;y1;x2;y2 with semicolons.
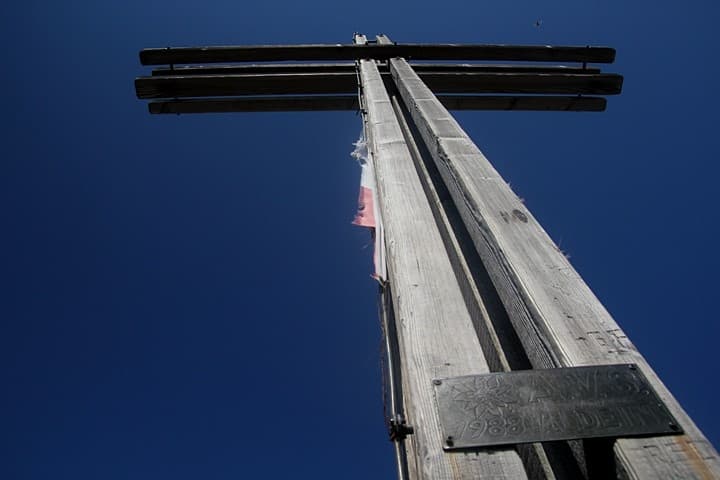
354;34;528;479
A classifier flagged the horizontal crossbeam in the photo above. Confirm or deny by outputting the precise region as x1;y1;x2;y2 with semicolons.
149;96;360;113
150;62;602;76
135;72;622;99
139;43;616;66
147;95;606;113
437;95;606;111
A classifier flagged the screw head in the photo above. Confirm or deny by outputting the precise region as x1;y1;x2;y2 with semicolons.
446;436;454;447
669;422;680;431
433;379;442;386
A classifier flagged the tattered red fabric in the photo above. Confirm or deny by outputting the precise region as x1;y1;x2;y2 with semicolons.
351;134;386;281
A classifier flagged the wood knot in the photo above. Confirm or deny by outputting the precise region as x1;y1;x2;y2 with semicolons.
512;209;528;223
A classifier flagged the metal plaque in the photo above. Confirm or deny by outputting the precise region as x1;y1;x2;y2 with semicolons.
433;364;681;449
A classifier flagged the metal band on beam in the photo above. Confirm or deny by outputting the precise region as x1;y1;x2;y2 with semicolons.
150;63;602;76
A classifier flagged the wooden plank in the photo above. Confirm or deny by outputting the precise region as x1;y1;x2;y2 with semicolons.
383;38;720;479
354;34;528;480
139;43;616;66
412;63;601;74
437;95;606;111
135;72;621;99
151;63;357;76
146;95;606;114
148;96;359;113
422;72;622;95
151;62;601;76
390;90;572;480
134;73;357;99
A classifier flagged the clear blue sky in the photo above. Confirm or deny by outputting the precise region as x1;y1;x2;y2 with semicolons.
2;1;719;478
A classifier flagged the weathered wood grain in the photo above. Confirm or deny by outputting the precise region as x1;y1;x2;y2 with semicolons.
140;43;616;66
385;40;720;480
146;95;606;114
390;91;579;480
355;34;528;480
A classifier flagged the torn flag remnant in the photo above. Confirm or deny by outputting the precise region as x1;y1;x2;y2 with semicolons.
351;134;386;281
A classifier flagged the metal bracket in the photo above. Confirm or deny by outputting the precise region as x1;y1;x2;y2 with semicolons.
389;413;414;442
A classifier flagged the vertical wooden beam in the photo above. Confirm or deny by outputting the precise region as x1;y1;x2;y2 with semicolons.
354;34;528;480
390;89;582;480
379;34;720;479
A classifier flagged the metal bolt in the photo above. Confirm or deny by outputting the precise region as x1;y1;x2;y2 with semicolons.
628;364;637;370
669;422;680;431
446;436;454;447
433;379;442;386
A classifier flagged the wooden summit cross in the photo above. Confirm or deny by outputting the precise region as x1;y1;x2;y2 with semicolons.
134;34;719;479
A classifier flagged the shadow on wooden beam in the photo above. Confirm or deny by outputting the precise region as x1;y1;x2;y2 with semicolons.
147;95;606;114
135;73;622;99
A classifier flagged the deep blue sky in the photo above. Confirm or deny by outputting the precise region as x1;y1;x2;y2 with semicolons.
2;1;719;478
